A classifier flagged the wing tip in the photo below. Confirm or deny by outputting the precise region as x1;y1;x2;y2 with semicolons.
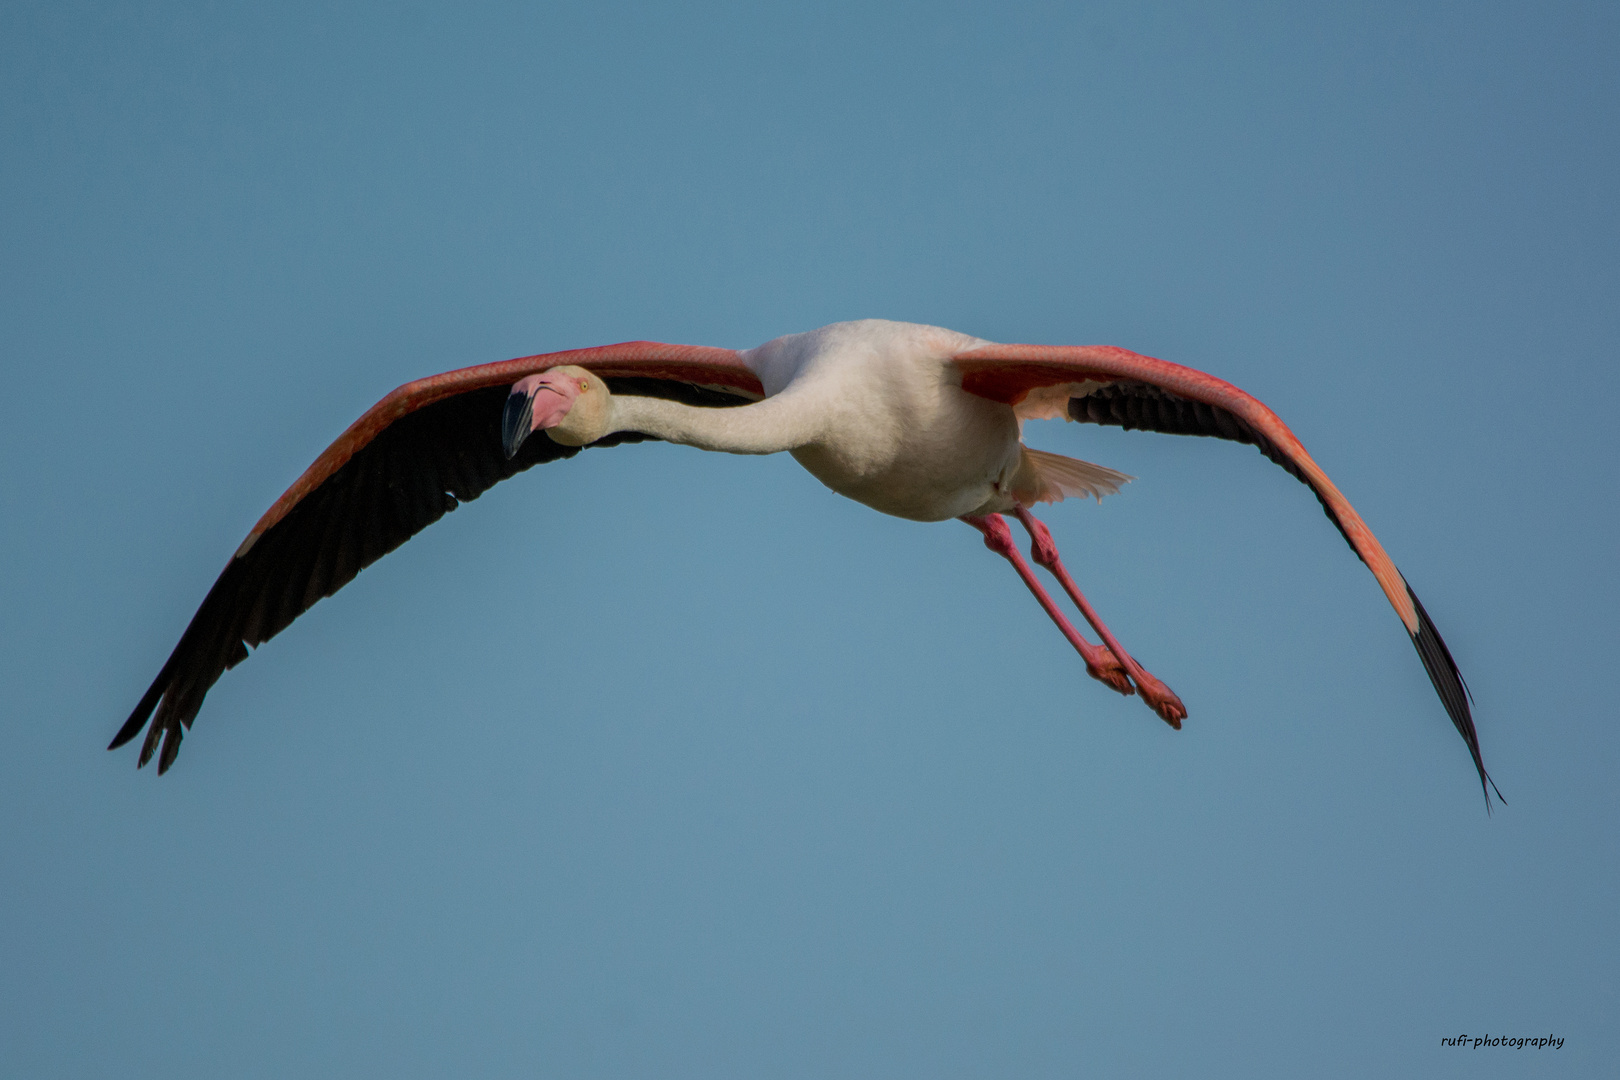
108;666;169;754
110;655;201;773
106;716;145;752
1405;581;1503;813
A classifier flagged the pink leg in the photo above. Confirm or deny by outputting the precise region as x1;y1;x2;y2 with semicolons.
1012;505;1187;728
961;514;1136;698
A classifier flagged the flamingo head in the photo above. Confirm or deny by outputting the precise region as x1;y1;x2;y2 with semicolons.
502;365;611;457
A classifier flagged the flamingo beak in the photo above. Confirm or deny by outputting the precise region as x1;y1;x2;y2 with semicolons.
502;372;580;459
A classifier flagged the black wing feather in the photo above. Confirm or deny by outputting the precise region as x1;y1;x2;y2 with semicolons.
1071;381;1354;549
1407;583;1503;807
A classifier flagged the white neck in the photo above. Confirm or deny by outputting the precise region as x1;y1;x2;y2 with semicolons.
608;392;816;456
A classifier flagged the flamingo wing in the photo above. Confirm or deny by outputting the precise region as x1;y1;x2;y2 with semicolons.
112;343;758;773
953;343;1501;807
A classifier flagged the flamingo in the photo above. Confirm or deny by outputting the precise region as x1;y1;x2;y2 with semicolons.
110;319;1500;806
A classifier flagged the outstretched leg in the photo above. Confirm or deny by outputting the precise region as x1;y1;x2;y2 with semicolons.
1012;506;1187;727
961;514;1135;697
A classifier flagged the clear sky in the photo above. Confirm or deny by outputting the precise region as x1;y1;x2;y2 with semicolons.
2;1;1616;1076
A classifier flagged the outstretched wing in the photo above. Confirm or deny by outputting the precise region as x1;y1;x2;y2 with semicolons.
112;343;761;773
953;343;1501;808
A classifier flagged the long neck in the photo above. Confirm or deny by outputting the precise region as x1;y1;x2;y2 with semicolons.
608;392;816;455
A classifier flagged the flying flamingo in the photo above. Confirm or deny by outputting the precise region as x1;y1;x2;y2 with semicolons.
110;319;1500;806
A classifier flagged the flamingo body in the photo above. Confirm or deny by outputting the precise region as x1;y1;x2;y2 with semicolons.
753;320;1015;520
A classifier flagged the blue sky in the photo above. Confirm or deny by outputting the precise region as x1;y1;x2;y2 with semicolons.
2;1;1616;1076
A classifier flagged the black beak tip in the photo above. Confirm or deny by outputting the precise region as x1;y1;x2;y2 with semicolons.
501;391;533;460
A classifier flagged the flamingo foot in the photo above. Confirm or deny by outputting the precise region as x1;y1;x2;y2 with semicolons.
1086;652;1136;697
1131;669;1186;729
